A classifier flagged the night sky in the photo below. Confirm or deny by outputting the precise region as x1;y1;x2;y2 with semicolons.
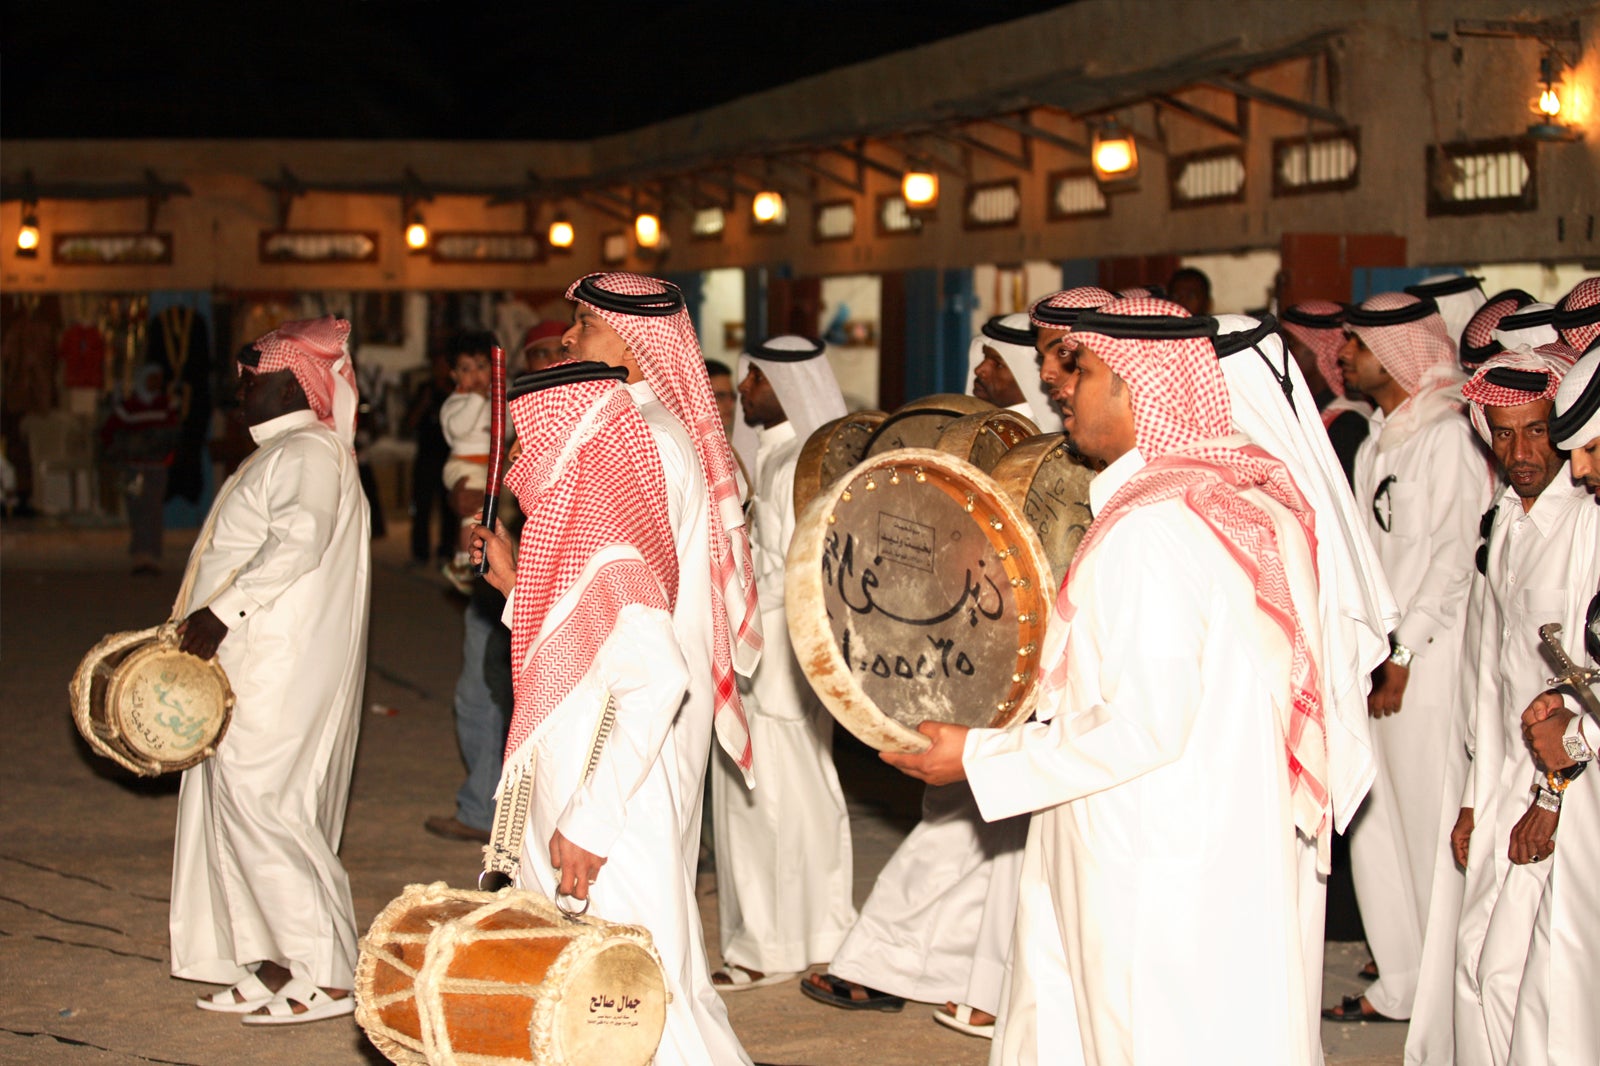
3;2;1071;140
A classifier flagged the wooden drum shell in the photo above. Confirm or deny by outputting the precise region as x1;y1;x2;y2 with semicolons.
792;409;888;517
68;626;234;776
356;882;667;1066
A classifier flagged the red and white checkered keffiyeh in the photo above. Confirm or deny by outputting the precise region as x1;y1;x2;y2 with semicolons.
1556;276;1600;355
1462;344;1576;443
1055;297;1333;864
500;370;677;778
1028;286;1116;328
1348;293;1458;395
567;272;760;785
248;315;359;446
1281;300;1350;398
1460;291;1535;369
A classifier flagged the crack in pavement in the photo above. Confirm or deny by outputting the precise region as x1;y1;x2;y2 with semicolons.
0;927;164;963
0;853;169;904
0;893;130;936
0;1027;202;1065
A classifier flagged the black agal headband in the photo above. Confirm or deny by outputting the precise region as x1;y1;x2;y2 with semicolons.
507;361;628;400
748;336;826;362
981;315;1037;347
1344;297;1439;327
572;276;686;317
1404;275;1483;299
1071;310;1218;340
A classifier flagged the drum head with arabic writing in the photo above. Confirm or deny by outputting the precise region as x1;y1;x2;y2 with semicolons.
786;448;1051;752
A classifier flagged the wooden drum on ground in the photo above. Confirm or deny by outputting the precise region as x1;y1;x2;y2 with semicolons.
935;409;1039;472
863;394;996;457
68;625;234;776
793;409;888;516
356;882;667;1066
989;435;1099;592
786;448;1053;753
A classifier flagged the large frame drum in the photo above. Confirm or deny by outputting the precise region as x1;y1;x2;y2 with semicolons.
989;435;1099;592
68;625;234;776
793;409;888;516
356;882;667;1066
786;448;1053;752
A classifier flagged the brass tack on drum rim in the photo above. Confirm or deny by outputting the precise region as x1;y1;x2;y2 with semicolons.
1018;613;1033;623
914;468;926;482
965;494;975;513
1011;672;1025;683
865;478;877;491
889;470;900;484
1020;642;1036;655
991;519;1004;531
1010;577;1029;589
827;513;836;524
841;489;852;501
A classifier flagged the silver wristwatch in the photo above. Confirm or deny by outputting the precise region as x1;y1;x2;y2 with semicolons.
1388;638;1415;669
1563;716;1596;765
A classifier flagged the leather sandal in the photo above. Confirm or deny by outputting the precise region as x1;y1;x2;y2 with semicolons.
798;972;905;1012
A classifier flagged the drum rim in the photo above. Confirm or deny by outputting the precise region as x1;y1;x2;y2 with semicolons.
935;409;1041;470
785;447;1053;754
862;394;996;456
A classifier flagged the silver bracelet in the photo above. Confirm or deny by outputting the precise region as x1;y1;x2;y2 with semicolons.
1534;786;1563;814
1388;638;1415;669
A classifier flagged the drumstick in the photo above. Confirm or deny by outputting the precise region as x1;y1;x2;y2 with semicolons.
474;345;507;576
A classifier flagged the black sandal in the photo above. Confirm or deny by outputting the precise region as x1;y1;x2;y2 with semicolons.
1321;994;1404;1023
798;973;906;1012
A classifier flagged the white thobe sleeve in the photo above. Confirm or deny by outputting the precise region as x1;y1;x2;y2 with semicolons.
554;603;689;859
1459;566;1497;810
207;436;344;627
1391;426;1487;653
963;511;1211;822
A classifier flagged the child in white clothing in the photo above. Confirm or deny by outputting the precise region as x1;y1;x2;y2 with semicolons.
440;347;493;592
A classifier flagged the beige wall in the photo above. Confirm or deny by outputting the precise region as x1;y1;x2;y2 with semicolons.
4;0;1596;293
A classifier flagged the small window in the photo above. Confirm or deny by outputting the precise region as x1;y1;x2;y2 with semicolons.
257;231;376;265
57;232;176;266
877;194;923;237
691;207;725;240
1426;138;1537;217
1169;146;1247;209
1272;129;1360;197
1046;169;1110;220
964;179;1022;230
813;200;855;243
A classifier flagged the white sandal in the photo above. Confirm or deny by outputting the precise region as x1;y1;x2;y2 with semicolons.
240;977;354;1026
195;971;274;1013
933;1003;995;1039
710;963;796;992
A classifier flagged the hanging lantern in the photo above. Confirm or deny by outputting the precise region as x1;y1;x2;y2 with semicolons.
404;213;430;252
1092;121;1139;184
548;214;575;250
634;212;661;248
752;190;785;224
16;207;40;258
902;168;939;209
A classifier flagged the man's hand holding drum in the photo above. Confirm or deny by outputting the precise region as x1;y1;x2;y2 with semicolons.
177;607;229;660
881;721;970;786
549;829;607;902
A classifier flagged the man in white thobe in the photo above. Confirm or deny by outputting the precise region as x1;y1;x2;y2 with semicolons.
557;272;761;1063
172;316;369;1026
1212;314;1396;1062
887;297;1327;1066
1511;343;1600;1066
1330;292;1493;1024
715;334;857;989
1446;345;1593;1066
476;360;749;1066
808;291;1110;1032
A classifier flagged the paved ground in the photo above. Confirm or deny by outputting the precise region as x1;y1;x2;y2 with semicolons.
0;522;1405;1065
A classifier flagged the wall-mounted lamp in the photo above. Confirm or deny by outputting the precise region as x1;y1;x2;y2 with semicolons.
404;213;430;252
752;190;786;224
1528;49;1579;141
548;213;575;251
16;204;40;259
1092;121;1140;185
634;211;662;249
902;168;939;210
